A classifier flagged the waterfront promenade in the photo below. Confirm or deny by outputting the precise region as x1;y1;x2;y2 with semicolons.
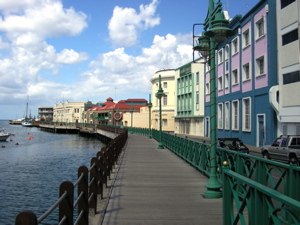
92;134;222;225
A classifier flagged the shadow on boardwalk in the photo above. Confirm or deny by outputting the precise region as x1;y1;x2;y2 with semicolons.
91;134;222;225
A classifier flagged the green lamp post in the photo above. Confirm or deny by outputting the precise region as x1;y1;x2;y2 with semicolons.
155;75;164;149
193;0;233;198
148;94;152;139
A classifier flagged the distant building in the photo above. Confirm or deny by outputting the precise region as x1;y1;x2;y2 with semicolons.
270;0;300;135
151;69;176;132
53;102;87;123
38;107;53;122
174;59;205;136
83;97;148;127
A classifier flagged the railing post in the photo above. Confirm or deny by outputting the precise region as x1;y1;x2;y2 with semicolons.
252;160;268;225
78;166;89;225
15;211;38;225
89;157;98;213
59;181;74;225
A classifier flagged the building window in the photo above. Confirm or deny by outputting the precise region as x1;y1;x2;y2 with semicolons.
232;100;239;130
256;56;265;76
163;95;168;106
281;0;296;9
242;97;251;131
283;70;300;84
243;29;250;48
218;49;223;64
256;18;265;39
163;82;167;88
196;91;199;110
232;69;239;85
196;72;199;84
225;45;229;60
225;101;230;129
224;73;229;89
218;103;223;129
282;29;298;46
218;76;223;91
206;83;210;95
163;119;168;127
243;63;250;81
231;37;239;55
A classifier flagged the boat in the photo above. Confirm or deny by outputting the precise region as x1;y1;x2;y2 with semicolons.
22;96;33;127
0;128;11;141
9;118;25;125
22;120;34;127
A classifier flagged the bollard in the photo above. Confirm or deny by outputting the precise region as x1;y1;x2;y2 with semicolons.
78;166;89;225
59;181;74;225
15;211;38;225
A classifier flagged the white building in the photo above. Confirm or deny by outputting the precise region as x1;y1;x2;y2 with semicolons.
151;69;176;132
53;102;86;123
270;0;300;135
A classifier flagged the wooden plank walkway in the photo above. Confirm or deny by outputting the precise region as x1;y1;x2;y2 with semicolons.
94;134;223;225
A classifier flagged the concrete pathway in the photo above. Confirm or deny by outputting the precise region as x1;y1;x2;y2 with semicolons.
100;134;222;225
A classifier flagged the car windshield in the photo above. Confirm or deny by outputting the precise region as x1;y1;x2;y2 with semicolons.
272;137;288;147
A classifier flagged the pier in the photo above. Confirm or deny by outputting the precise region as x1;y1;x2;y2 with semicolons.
92;134;222;225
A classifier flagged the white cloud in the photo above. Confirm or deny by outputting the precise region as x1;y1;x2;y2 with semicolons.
108;0;160;47
0;1;87;39
76;33;193;101
57;49;88;64
0;0;89;110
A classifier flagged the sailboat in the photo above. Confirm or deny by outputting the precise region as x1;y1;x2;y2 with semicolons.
22;97;33;127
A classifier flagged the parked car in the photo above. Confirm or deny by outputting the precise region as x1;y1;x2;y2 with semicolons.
261;135;300;165
218;138;250;154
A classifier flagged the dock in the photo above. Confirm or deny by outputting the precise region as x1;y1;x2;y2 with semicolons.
91;134;222;225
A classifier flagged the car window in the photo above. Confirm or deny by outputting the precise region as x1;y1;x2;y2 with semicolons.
272;138;281;146
281;137;288;147
291;137;300;146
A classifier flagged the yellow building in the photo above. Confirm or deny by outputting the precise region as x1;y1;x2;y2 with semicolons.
151;69;176;132
122;106;151;128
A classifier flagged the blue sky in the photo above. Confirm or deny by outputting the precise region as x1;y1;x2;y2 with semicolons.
0;0;259;119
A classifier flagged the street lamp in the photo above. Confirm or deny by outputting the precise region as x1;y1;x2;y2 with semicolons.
193;0;233;199
148;94;152;139
155;75;165;149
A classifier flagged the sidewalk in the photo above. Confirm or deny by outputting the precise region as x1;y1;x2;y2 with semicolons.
94;134;223;225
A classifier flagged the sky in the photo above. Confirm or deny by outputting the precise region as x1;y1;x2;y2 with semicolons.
0;0;260;120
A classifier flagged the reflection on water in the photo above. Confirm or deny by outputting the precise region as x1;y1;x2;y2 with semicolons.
0;121;102;225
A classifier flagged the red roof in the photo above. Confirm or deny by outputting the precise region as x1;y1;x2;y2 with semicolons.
86;97;147;112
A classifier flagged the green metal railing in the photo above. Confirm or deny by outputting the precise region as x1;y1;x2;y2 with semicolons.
127;127;300;225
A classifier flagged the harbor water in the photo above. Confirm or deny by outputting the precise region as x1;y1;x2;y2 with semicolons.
0;120;103;225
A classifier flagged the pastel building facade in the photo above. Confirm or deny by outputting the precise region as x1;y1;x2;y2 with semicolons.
151;69;176;132
53;102;86;123
205;0;278;147
174;59;205;136
270;0;300;135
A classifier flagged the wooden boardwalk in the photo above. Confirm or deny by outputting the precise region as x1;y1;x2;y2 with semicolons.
93;134;223;225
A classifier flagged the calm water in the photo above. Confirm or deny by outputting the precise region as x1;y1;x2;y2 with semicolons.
0;120;103;225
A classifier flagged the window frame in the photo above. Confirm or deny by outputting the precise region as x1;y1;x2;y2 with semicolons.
218;103;224;129
224;101;230;130
232;68;239;85
242;63;251;81
231;37;239;55
256;56;265;77
256;17;265;40
242;97;251;132
232;100;239;130
242;29;250;48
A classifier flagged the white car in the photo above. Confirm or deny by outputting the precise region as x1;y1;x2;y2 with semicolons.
261;135;300;165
